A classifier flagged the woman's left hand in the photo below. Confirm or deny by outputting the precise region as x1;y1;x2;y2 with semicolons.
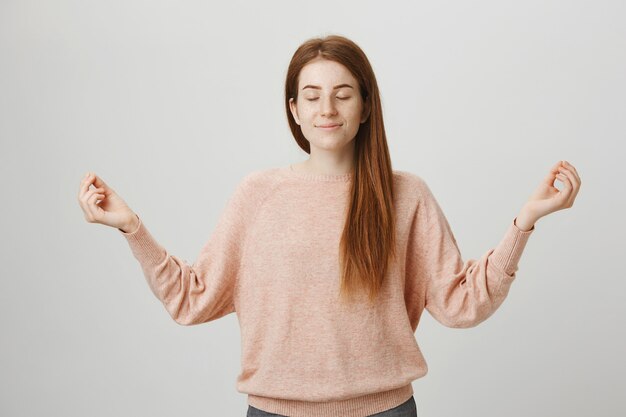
515;160;582;231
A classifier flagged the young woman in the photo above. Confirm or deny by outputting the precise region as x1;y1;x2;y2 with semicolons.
78;35;581;417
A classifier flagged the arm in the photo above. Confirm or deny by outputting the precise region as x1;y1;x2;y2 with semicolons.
411;177;534;328
118;175;253;326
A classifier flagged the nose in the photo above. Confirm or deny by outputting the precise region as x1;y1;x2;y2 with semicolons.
320;95;338;117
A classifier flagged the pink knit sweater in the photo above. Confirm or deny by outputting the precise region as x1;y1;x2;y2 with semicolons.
119;165;534;417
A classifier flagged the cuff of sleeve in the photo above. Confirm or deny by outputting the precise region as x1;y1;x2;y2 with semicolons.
489;217;535;276
118;215;167;265
118;213;141;234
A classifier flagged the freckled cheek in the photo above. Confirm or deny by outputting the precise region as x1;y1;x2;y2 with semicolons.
299;108;316;120
346;113;361;125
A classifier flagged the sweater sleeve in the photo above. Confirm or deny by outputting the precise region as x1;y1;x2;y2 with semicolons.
118;175;253;326
410;176;535;328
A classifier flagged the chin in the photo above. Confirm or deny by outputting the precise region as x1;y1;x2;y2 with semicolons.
310;138;353;151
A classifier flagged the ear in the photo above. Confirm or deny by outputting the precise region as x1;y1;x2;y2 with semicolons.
360;98;371;124
289;97;301;125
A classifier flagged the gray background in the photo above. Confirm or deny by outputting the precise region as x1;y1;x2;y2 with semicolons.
1;0;623;416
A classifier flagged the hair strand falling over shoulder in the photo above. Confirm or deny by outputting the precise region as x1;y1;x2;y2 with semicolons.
284;34;397;306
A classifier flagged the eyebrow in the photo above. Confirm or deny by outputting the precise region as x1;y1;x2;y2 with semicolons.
301;83;354;91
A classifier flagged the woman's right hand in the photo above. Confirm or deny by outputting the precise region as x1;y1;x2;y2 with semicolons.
78;172;139;233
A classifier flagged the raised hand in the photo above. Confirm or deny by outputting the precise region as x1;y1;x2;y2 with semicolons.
77;172;139;233
516;160;582;230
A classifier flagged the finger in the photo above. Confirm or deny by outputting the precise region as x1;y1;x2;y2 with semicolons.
84;186;105;195
558;166;577;184
555;174;572;204
543;161;564;186
80;172;110;197
561;165;581;205
82;188;99;220
79;181;94;213
82;187;104;218
79;172;99;198
563;160;581;185
86;191;104;218
90;194;105;208
91;174;112;194
78;172;91;199
555;172;573;205
558;166;580;204
78;178;104;202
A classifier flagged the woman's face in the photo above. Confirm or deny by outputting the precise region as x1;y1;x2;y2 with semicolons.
289;58;369;153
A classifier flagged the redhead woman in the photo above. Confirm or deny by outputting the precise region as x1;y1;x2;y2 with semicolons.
78;35;581;417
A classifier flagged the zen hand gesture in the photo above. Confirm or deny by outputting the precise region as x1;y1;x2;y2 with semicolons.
77;172;139;233
517;160;581;230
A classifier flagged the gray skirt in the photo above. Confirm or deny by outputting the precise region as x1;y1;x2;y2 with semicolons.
247;395;417;417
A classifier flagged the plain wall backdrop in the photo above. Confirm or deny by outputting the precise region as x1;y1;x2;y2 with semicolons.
1;0;624;416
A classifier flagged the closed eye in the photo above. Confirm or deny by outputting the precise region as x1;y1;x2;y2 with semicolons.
306;97;351;101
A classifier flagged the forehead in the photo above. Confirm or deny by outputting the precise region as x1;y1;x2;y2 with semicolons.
298;59;358;89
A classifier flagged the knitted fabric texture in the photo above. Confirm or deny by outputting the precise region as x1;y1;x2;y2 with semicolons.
119;165;535;417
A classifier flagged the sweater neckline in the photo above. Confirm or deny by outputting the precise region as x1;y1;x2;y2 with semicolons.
281;164;354;182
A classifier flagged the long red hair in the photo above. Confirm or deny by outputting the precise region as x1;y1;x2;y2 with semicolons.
284;34;397;305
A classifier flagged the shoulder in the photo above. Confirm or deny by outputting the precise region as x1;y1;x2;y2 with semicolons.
230;167;286;205
238;166;285;189
392;169;432;199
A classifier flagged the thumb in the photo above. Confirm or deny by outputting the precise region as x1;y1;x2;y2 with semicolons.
91;173;113;193
542;160;564;188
